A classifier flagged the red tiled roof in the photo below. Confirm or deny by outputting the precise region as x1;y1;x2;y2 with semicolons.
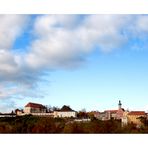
128;111;145;116
105;110;118;113
25;102;45;108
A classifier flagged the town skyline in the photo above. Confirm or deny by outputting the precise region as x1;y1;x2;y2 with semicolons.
0;100;148;114
0;15;148;112
1;100;147;129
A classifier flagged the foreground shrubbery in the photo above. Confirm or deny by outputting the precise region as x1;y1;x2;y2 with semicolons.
0;115;148;133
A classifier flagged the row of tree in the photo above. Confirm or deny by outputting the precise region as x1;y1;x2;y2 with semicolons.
0;115;148;133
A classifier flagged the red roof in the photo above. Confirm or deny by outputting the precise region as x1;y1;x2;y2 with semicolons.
25;102;45;108
105;110;118;113
128;111;145;116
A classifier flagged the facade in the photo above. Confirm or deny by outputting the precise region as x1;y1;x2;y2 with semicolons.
116;108;125;120
24;102;46;114
53;105;77;118
124;111;146;126
31;112;54;117
87;111;100;119
101;100;125;120
21;103;77;117
105;110;118;120
98;111;108;120
15;109;24;116
116;100;125;119
93;111;100;118
121;111;129;126
54;111;76;118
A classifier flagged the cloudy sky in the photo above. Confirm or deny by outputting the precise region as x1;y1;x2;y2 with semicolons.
0;14;148;112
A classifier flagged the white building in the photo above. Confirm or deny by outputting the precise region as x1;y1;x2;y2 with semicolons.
54;111;76;118
18;102;77;118
53;105;77;118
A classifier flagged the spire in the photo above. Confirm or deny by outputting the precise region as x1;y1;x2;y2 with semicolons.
118;100;122;109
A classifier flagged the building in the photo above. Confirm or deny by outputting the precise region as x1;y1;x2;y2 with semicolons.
15;109;24;116
116;100;125;119
103;100;125;120
121;110;129;126
122;111;146;127
87;111;100;119
24;102;47;114
53;105;77;118
18;102;76;118
98;111;108;120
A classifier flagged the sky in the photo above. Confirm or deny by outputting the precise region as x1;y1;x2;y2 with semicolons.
0;14;148;112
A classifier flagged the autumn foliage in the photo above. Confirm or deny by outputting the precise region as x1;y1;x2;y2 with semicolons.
0;115;148;133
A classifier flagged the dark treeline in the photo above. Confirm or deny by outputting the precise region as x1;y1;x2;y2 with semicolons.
1;115;148;133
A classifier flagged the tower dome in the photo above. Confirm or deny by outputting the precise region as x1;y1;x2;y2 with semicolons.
118;100;122;109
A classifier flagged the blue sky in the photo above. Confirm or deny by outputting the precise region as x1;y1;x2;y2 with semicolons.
43;49;148;112
0;14;148;112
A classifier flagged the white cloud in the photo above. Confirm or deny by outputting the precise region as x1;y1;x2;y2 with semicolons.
0;50;19;75
0;15;43;109
136;15;148;33
1;14;148;112
0;14;31;83
26;15;86;69
0;15;29;50
77;15;131;52
4;14;148;74
25;15;135;70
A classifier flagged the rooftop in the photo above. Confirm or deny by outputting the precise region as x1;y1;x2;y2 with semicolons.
105;110;118;113
60;105;74;112
25;102;46;109
128;111;146;116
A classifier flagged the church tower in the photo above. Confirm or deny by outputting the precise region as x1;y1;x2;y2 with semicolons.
118;100;122;110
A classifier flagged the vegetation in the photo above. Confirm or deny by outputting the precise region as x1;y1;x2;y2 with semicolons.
0;115;148;133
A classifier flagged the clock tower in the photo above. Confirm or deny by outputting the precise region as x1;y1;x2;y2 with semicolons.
118;100;122;110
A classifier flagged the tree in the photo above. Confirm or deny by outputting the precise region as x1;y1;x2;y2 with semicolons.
81;108;86;112
11;110;14;114
45;105;53;112
52;106;60;111
77;111;88;119
138;116;148;126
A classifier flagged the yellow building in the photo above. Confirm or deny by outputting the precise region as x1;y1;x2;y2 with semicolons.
127;111;146;126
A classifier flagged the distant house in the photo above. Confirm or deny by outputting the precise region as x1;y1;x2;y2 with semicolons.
99;100;125;120
121;110;129;126
24;102;46;114
98;111;108;120
122;111;146;126
105;110;118;120
87;111;100;119
116;109;125;120
15;109;24;116
53;105;77;118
